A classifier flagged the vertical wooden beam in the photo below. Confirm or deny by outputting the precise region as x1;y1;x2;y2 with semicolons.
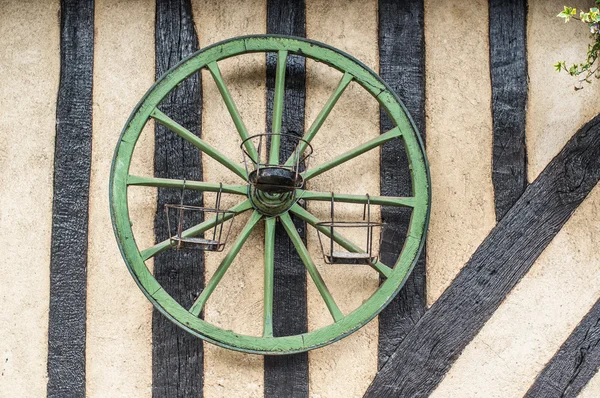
489;0;528;221
153;1;203;396
48;1;93;396
264;1;309;396
377;0;426;369
526;297;600;398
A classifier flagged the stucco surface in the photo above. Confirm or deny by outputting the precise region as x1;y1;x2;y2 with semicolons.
4;0;600;396
424;0;496;305
0;1;59;396
527;0;600;182
580;369;600;397
429;3;600;395
87;0;155;396
194;1;267;397
305;0;380;396
432;183;600;397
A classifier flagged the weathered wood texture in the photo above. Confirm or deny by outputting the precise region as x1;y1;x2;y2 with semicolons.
365;114;600;397
526;297;600;398
47;1;94;396
152;1;203;396
377;0;426;369
489;0;528;221
264;1;309;396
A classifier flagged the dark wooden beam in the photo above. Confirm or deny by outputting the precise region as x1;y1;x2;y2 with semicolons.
47;1;94;396
152;1;203;397
365;114;600;397
526;297;600;398
489;0;528;221
377;0;427;369
264;1;309;397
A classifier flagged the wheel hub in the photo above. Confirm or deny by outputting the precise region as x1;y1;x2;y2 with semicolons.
248;184;297;217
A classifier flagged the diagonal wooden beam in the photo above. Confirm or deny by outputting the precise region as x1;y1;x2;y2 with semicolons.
525;297;600;398
365;114;600;397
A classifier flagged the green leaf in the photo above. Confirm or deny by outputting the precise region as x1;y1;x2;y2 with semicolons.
555;5;600;89
554;61;562;72
581;12;591;23
558;6;577;22
568;64;579;75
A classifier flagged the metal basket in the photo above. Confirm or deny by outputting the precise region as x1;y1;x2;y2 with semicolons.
164;182;236;252
316;194;384;265
241;133;313;193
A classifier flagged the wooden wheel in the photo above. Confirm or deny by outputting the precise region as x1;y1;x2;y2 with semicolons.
110;35;430;354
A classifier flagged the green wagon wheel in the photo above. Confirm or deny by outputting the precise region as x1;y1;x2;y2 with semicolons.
110;35;430;354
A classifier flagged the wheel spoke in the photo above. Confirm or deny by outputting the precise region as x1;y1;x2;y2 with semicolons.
207;61;259;162
139;199;253;261
128;175;247;195
289;204;392;278
285;72;353;166
263;217;276;337
151;108;248;180
297;190;415;208
189;210;262;317
302;126;402;181
280;213;344;322
269;50;288;164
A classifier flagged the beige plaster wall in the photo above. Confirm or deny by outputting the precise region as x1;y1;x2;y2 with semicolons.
87;0;155;396
527;0;600;182
432;183;600;397
193;1;267;397
424;0;496;305
580;369;600;397
0;1;59;396
3;1;600;397
304;0;381;397
430;2;600;395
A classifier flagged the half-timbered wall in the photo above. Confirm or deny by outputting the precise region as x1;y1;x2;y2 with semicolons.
1;0;599;397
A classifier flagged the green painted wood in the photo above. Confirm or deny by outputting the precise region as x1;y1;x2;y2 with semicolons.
280;213;343;322
207;61;259;162
289;204;392;278
128;175;247;195
151;107;247;180
189;211;262;316
268;50;288;164
285;71;353;166
302;126;402;181
263;217;276;337
140;199;253;260
298;190;414;208
110;35;430;354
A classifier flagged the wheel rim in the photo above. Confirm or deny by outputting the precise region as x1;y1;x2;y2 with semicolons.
110;35;430;354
